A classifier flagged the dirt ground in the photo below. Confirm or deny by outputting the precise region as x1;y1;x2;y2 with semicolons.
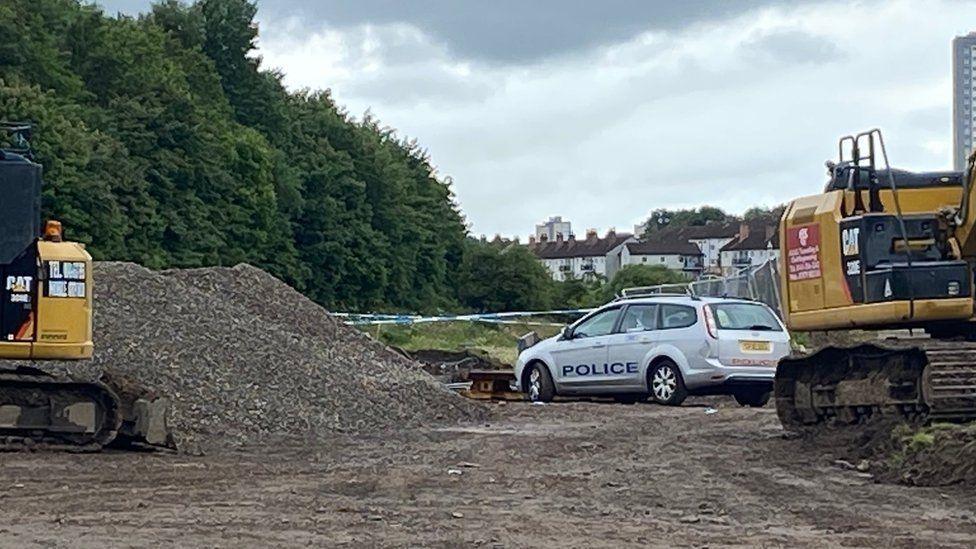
1;399;975;548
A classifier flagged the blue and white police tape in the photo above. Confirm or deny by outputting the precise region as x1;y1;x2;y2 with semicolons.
334;308;594;326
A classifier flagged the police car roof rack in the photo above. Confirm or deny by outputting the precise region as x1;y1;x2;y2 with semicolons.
616;286;697;301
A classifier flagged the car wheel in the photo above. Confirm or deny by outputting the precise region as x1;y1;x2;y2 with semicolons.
733;389;771;407
526;363;555;403
649;360;687;406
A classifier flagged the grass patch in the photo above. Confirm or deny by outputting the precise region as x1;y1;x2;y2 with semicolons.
361;321;564;365
882;422;976;486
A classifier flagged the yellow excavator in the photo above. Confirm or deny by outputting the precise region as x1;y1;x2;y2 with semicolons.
0;123;168;450
776;129;976;429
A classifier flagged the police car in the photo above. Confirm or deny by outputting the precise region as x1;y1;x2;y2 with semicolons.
514;293;790;406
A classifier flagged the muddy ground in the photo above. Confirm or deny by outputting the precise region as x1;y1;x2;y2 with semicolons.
1;399;975;548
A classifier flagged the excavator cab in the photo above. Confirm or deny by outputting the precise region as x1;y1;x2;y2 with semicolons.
779;129;973;331
0;123;93;360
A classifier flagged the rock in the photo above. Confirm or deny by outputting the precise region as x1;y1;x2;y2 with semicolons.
452;512;464;519
833;459;857;470
856;460;871;472
679;515;701;524
33;262;487;450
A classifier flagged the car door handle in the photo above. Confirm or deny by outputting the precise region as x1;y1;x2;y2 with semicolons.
590;343;606;349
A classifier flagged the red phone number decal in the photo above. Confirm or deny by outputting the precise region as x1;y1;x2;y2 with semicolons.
787;224;821;281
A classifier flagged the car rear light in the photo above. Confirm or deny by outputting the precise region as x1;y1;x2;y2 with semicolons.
702;304;718;339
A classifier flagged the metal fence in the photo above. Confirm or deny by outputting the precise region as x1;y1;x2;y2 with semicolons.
624;259;783;316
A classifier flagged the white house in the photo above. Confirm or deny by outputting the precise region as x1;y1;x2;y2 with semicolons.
529;230;635;281
620;233;704;277
719;222;780;276
677;222;739;275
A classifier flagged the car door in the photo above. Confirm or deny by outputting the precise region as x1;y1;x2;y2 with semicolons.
551;306;621;392
656;303;701;372
606;303;659;389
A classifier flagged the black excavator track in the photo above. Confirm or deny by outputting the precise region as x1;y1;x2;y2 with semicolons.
776;337;976;432
0;366;122;451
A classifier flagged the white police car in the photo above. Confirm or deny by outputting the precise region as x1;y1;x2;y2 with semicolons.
514;294;790;406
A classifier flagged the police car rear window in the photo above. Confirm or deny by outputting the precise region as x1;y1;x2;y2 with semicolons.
659;304;696;329
712;303;782;331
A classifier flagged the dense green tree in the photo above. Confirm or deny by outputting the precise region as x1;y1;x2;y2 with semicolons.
0;0;467;313
457;240;553;312
551;275;603;309
743;204;785;223
602;265;689;302
642;206;731;237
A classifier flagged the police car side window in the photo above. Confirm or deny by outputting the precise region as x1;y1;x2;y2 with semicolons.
659;304;697;329
620;304;657;332
573;308;619;338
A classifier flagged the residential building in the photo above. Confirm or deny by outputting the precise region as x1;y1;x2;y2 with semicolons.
719;222;780;276
534;216;572;242
676;222;740;275
528;229;635;281
620;233;704;277
954;32;976;170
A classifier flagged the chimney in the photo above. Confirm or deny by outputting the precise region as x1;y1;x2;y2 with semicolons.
529;235;536;245
606;228;616;239
586;229;598;241
739;222;750;240
568;233;576;241
556;233;564;242
540;234;548;242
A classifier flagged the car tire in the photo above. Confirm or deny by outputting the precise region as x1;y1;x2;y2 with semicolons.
649;359;687;406
526;363;555;403
733;389;771;407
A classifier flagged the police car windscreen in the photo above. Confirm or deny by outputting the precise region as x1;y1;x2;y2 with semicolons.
711;303;781;331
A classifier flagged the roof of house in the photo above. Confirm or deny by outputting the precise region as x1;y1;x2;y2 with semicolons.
626;232;703;256
720;222;779;252
529;232;633;259
675;221;739;240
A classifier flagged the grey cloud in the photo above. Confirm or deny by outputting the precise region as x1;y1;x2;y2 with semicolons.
344;68;497;106
96;0;824;63
741;29;844;65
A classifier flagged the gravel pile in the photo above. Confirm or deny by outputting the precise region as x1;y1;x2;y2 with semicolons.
56;262;486;450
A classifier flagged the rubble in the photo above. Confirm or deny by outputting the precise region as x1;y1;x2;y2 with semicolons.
47;262;486;450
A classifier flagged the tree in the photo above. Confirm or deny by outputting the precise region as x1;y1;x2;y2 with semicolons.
0;0;471;314
642;206;730;238
602;265;689;302
551;276;603;309
743;205;785;222
457;240;553;312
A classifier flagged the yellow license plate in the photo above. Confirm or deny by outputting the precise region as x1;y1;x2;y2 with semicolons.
739;340;771;353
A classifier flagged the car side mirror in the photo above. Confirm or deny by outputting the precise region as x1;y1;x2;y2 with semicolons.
561;326;573;340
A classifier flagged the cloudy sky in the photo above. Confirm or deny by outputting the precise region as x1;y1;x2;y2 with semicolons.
97;0;976;238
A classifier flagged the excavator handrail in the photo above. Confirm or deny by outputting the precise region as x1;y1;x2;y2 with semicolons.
865;128;916;319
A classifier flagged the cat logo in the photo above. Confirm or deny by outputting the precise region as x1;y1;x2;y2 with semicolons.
842;227;860;256
4;276;32;294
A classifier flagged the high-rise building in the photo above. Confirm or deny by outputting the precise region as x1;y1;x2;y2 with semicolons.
953;33;976;170
534;216;572;241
